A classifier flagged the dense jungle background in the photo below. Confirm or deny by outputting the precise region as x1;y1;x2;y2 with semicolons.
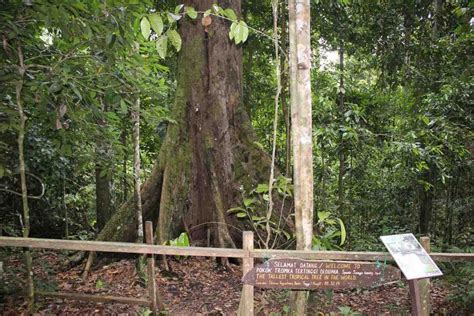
0;0;472;314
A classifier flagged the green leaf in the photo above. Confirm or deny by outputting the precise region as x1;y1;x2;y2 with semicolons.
149;13;163;35
318;211;330;222
243;198;254;207
233;22;242;43
105;32;116;47
224;8;237;21
236;212;247;218
156;36;168;59
174;4;184;14
0;164;4;178
95;279;105;289
229;22;237;40
140;17;151;39
337;218;346;246
421;115;430;125
69;83;82;100
240;21;249;43
177;232;189;247
48;82;62;94
227;207;244;214
168;29;182;52
212;4;222;14
168;12;182;22
233;21;249;44
119;99;128;114
255;183;269;193
203;9;211;17
185;6;198;19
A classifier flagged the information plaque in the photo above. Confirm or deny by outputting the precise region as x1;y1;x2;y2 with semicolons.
242;258;400;289
380;233;443;280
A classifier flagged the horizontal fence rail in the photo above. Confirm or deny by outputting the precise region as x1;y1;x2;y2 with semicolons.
36;291;150;306
0;236;246;258
1;236;473;262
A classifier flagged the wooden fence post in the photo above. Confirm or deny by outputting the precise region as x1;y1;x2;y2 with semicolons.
419;236;431;316
145;221;163;315
408;278;422;315
238;231;254;316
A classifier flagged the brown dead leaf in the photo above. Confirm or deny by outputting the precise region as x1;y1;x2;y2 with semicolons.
202;16;212;27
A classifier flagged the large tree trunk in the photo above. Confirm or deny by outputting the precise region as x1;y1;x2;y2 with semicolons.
96;0;291;248
157;0;273;248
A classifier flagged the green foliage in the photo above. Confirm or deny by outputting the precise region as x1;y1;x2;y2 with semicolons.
165;232;190;260
312;211;346;250
229;21;249;44
140;5;247;60
168;232;190;248
228;175;293;247
0;0;171;237
140;17;151;39
95;279;105;289
442;258;474;312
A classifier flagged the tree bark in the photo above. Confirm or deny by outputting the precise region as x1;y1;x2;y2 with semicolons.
95;0;292;249
16;45;35;313
337;43;346;218
95;163;114;231
132;98;144;243
289;0;313;314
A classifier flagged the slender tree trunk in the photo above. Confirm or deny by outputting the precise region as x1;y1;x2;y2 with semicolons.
63;177;68;239
337;44;345;218
265;0;282;249
280;1;291;177
132;98;144;243
403;3;413;69
289;0;313;313
132;97;148;274
16;45;34;313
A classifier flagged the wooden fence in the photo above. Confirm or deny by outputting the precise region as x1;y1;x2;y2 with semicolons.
1;222;473;315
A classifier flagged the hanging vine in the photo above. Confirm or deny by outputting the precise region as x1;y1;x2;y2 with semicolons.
265;0;283;249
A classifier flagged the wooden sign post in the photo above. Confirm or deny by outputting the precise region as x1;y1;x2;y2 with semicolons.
419;237;431;316
238;231;254;316
381;234;441;316
238;232;401;314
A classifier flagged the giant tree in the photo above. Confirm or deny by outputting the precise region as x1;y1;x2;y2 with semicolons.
97;0;292;248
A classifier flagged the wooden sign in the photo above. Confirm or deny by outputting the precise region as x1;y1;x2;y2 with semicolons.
242;258;400;290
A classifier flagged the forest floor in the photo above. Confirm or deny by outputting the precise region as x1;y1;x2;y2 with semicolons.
0;250;466;315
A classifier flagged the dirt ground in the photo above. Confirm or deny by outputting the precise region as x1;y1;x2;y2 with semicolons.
0;250;466;315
